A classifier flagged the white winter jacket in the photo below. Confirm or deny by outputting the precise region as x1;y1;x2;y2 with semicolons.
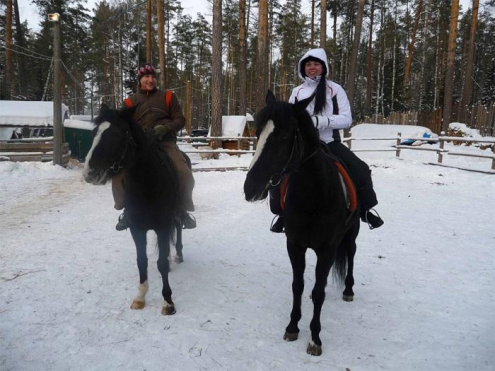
289;48;352;143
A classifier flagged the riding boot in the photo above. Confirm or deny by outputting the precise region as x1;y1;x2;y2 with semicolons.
181;212;196;229
270;215;285;233
116;210;130;231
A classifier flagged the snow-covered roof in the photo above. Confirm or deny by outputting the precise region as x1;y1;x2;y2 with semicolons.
0;101;69;127
208;116;248;137
70;115;93;122
64;119;94;131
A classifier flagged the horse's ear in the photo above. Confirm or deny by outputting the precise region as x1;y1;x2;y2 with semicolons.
265;90;276;105
100;103;110;113
294;93;315;113
120;105;137;123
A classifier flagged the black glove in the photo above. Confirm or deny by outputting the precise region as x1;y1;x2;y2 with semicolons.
154;125;170;141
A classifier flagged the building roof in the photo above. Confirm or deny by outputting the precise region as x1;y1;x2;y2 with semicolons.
208;116;248;137
0;101;69;127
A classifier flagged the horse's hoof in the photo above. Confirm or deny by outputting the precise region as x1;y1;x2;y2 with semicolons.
283;332;298;342
343;294;354;302
161;305;176;315
307;341;322;356
175;255;184;264
130;300;145;310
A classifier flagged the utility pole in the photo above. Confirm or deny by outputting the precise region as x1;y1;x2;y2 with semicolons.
49;13;63;166
186;80;191;136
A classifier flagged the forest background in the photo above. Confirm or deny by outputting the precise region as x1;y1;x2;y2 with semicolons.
1;0;494;134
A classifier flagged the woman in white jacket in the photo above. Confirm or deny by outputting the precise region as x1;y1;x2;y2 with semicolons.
270;48;384;232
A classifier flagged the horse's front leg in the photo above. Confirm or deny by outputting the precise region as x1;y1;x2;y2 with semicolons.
307;248;334;356
284;239;306;342
157;229;176;315
174;219;184;263
130;228;148;310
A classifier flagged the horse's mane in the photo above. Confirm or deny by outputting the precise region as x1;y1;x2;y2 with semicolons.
256;97;321;153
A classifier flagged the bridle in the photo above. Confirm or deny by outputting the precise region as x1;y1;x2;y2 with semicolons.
108;130;137;174
266;126;319;189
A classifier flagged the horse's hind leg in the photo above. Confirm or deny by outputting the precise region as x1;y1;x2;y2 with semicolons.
130;228;148;310
157;230;176;315
284;240;306;342
174;219;184;263
342;222;359;302
307;248;334;356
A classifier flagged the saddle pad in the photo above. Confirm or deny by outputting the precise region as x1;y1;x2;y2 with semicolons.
334;161;358;213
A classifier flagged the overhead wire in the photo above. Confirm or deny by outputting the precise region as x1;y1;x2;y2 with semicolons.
1;45;52;61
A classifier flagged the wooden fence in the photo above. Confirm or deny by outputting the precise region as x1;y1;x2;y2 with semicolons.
346;133;495;174
360;102;495;136
0;137;70;167
178;134;494;174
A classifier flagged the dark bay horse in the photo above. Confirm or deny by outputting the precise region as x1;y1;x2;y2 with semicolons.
83;104;183;315
244;91;360;356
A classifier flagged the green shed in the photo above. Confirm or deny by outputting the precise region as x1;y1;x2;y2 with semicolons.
64;118;94;161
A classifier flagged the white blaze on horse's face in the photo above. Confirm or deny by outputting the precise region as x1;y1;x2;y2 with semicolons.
83;121;111;182
249;120;275;170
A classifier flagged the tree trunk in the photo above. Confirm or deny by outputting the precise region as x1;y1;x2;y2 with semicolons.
310;0;315;48
5;0;13;99
211;0;223;146
460;0;479;115
13;0;27;98
442;0;460;132
146;0;152;62
239;0;247;116
156;0;166;88
255;0;268;113
403;0;424;89
346;0;366;107
320;0;326;48
365;0;375;111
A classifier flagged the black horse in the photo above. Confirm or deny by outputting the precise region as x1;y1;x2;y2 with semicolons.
244;91;360;356
83;104;183;315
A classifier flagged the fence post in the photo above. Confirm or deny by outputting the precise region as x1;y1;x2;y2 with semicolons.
438;131;445;163
492;145;495;171
396;132;401;158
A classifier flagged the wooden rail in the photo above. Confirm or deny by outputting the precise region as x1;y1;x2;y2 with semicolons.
177;136;258;156
0;139;70;167
346;133;495;174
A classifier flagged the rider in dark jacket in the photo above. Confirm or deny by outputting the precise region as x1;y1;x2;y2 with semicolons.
113;63;195;231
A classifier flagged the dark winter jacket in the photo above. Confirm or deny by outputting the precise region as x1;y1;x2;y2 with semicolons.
123;88;185;142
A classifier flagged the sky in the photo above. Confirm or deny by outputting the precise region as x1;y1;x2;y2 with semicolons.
16;0;479;33
1;123;494;370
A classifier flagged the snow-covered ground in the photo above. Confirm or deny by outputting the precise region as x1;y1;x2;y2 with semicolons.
1;125;494;371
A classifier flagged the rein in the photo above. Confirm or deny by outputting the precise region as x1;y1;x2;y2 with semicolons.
109;130;137;173
268;128;319;188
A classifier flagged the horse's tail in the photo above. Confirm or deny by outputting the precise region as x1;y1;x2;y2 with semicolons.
332;240;348;285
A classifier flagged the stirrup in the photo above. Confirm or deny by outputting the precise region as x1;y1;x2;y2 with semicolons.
364;208;384;230
270;215;285;233
116;212;130;231
182;213;196;229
